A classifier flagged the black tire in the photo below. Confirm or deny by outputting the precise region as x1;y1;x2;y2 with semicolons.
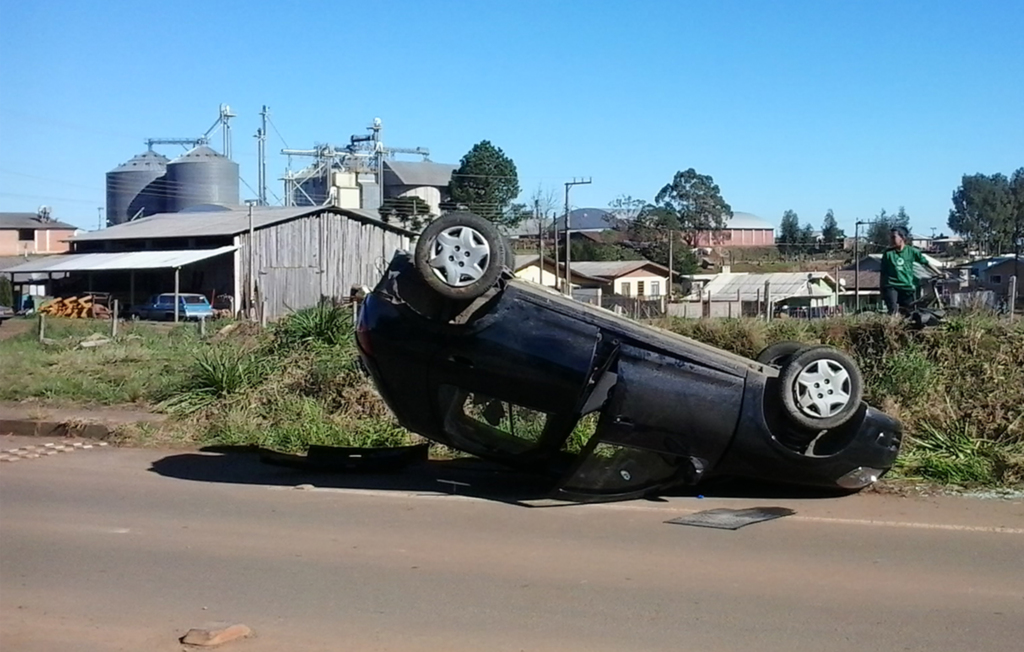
755;340;810;367
778;345;864;431
414;211;504;301
500;234;516;271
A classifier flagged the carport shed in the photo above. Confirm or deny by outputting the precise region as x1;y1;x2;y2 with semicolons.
57;206;414;320
2;247;238;321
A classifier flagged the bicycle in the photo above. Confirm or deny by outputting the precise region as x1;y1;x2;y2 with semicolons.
899;276;957;329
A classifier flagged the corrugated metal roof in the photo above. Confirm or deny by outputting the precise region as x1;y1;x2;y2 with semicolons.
838;270;881;290
0;245;239;274
570;260;669;278
703;272;836;300
70;206;413;242
383;160;457;187
0;212;79;231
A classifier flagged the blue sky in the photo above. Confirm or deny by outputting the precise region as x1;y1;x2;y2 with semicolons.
1;0;1021;235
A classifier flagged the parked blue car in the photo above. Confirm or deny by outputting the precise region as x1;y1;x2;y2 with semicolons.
127;293;214;321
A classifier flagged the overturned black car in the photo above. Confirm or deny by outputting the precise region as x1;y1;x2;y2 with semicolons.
354;212;903;502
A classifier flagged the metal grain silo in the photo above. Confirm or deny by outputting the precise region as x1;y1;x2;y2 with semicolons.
165;145;239;212
106;150;170;225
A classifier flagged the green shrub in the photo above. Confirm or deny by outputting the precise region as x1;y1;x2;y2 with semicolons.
272;301;354;349
159;345;273;415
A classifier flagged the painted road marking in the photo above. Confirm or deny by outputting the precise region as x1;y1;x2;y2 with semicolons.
0;441;108;463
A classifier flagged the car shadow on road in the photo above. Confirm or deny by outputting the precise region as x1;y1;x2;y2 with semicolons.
148;445;851;508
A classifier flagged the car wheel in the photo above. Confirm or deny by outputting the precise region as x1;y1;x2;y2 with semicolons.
500;234;516;271
778;346;864;431
414;211;504;301
755;340;810;367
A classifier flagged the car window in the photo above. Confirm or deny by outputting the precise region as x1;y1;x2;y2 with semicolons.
439;385;552;457
183;296;208;304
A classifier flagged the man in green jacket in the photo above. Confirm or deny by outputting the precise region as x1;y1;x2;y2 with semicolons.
879;227;944;315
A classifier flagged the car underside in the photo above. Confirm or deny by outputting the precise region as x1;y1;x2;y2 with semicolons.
354;212;903;503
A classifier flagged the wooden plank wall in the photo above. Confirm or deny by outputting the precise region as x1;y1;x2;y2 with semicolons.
241;211;410;320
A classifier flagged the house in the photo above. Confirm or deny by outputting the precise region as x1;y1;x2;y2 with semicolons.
513;255;672;298
692;212;775;247
1;205;413;321
908;233;932;250
929;235;965;255
672;271;840;318
0;210;79;256
569;260;672;298
696;271;839;307
957;255;1021;296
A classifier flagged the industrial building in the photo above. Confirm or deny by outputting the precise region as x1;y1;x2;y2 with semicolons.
4;205;413;321
104;109;455;230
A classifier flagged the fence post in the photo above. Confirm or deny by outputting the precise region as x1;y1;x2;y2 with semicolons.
260;300;268;328
199;317;207;337
763;281;772;321
1009;275;1018;322
37;312;45;343
111;299;119;338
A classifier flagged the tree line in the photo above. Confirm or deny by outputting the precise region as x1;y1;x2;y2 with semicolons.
382;135;1021;269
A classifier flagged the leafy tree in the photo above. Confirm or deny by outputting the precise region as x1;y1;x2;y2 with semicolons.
946;171;1019;252
776;210;801;256
621;204;698;276
867;207;912;250
447;140;521;226
821;209;845;252
569;238;637;262
379;196;433;232
653;168;732;247
799;222;816;251
948;171;1024;255
1011;168;1024;254
503;202;532;229
778;210;800;240
607;194;647;229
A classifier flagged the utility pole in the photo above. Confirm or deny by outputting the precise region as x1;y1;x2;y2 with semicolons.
256;105;269;206
97;207;103;230
853;219;874;313
562;177;592;296
535;198;543;275
668;228;674;299
246;200;257;319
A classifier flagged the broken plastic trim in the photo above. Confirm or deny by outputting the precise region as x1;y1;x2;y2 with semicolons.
836;466;883;489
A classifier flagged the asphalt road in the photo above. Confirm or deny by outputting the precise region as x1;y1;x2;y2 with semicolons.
1;436;1023;652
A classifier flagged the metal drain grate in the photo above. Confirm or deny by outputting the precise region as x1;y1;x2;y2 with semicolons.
665;506;796;530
